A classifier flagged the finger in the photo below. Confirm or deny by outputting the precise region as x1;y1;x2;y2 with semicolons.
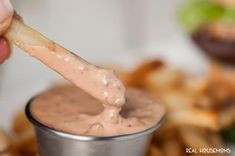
0;0;14;34
0;36;10;64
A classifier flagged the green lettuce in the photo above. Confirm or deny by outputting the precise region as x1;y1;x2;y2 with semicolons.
178;0;235;31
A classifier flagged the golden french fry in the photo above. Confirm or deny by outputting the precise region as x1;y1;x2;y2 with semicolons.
179;126;228;156
178;127;212;149
152;125;178;142
183;77;214;109
209;62;235;104
0;128;12;153
183;76;209;94
166;109;219;130
210;62;235;90
196;95;214;110
12;109;32;136
146;67;184;92
208;133;226;149
116;70;130;84
148;145;164;156
161;138;184;156
125;60;163;87
159;90;197;111
13;128;38;156
219;102;235;129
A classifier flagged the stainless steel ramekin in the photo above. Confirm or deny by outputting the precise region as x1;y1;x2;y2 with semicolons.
25;98;163;156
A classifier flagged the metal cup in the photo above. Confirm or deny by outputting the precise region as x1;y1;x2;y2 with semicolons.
25;98;163;156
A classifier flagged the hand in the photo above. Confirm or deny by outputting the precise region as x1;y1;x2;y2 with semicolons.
0;0;13;64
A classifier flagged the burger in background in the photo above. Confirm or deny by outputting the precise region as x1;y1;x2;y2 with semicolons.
179;0;235;64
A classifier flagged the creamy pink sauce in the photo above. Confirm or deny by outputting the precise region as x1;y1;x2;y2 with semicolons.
21;44;126;108
31;85;165;136
0;0;13;34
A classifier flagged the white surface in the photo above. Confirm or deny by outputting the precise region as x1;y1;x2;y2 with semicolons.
0;0;209;129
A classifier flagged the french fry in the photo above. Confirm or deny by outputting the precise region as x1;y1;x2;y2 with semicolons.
125;60;163;87
208;133;226;149
12;109;32;136
183;76;209;94
210;62;235;92
196;95;214;110
146;67;184;92
179;126;227;156
148;145;164;156
0;128;13;154
159;90;197;111
152;127;177;144
209;62;235;105
161;138;184;156
166;109;219;130
116;70;130;84
178;127;212;149
13;128;38;156
218;102;235;129
4;18;55;51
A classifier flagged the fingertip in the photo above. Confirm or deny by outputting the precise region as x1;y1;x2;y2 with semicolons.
0;36;11;64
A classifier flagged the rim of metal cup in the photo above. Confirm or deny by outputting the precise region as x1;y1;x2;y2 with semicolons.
25;97;164;142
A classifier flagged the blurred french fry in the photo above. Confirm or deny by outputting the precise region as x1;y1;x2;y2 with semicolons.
125;60;163;87
183;77;214;109
178;127;212;149
208;133;226;149
146;67;184;92
159;90;196;111
183;76;209;94
148;145;164;156
167;109;219;130
152;126;177;143
0;128;13;154
116;70;130;84
161;138;184;156
12;109;38;156
179;126;227;156
218;102;235;129
209;62;235;106
13;128;38;156
196;95;214;110
12;110;32;136
210;62;235;92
